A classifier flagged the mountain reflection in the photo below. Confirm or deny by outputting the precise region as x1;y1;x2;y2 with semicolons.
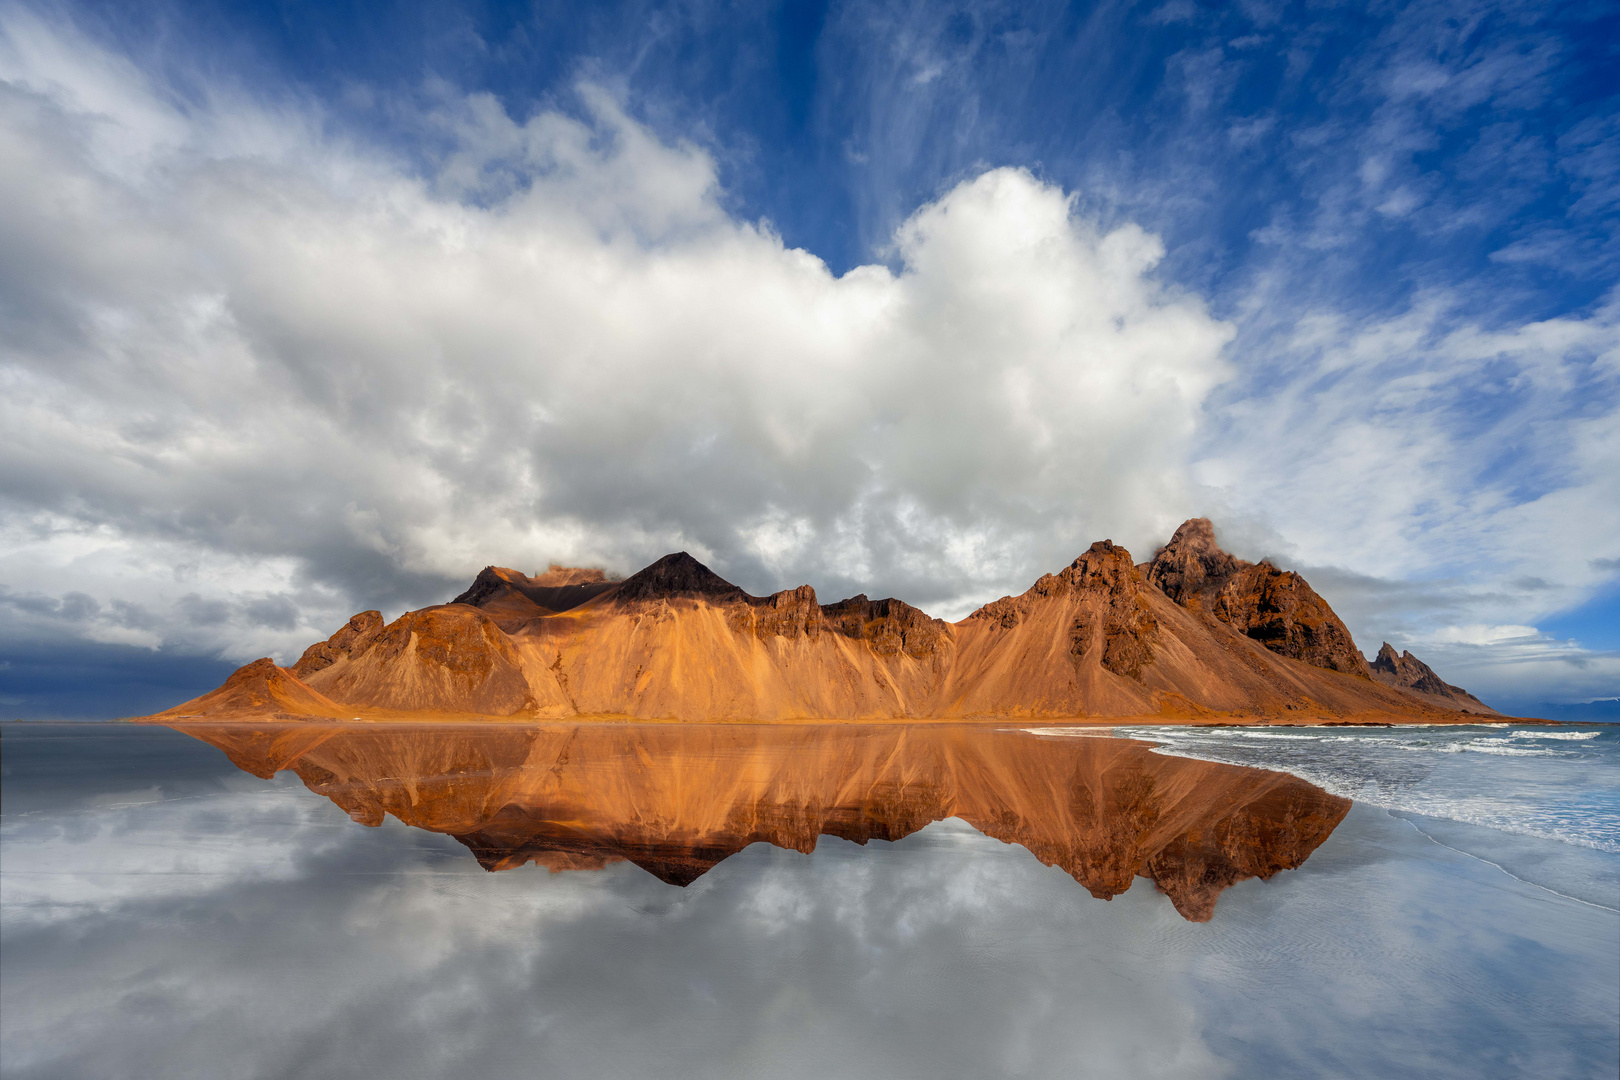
171;723;1350;921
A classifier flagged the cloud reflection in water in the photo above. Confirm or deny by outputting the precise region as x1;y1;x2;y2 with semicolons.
1;724;1615;1080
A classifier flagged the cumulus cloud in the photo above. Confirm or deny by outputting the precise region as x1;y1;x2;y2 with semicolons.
0;7;1231;659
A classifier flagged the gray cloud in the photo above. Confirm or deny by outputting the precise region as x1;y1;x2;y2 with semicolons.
176;594;232;628
0;589;83;619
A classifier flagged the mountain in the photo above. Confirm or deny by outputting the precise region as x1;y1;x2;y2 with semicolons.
1523;698;1620;722
173;722;1352;921
1369;642;1495;713
154;518;1499;723
448;564;620;629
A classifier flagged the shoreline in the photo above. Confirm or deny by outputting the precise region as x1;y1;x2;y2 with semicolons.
127;711;1555;727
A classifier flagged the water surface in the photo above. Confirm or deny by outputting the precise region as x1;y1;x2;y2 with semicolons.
2;722;1616;1079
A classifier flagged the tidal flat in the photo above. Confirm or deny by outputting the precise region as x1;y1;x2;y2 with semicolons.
2;722;1616;1079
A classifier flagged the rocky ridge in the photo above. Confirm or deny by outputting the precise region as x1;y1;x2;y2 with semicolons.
1146;518;1370;676
1370;642;1496;714
158;518;1496;723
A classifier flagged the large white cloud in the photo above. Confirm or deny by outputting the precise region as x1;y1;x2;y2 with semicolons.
0;8;1230;660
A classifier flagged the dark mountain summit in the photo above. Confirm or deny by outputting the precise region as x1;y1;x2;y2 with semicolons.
1148;518;1370;677
609;551;754;603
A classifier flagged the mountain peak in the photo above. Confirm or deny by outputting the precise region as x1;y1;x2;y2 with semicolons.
452;566;527;608
611;552;750;603
450;565;620;624
534;565;609;587
1368;642;1491;712
1147;518;1241;603
1145;518;1370;678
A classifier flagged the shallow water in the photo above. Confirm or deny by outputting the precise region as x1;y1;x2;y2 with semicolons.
1104;721;1620;910
2;722;1616;1079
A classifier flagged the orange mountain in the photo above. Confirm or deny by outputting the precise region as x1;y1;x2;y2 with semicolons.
156;518;1497;724
172;721;1352;921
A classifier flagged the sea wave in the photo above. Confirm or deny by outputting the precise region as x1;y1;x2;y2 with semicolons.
1437;742;1564;757
1109;724;1619;855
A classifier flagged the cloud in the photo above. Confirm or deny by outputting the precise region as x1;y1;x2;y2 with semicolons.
0;7;1232;662
1430;624;1540;647
1193;286;1620;689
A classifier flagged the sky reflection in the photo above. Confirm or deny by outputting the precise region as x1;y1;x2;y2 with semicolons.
170;722;1353;920
2;724;1615;1080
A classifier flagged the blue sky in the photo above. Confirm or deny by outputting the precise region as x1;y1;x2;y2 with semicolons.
96;0;1619;299
1;0;1616;715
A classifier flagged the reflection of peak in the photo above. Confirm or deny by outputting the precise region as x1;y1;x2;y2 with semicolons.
174;723;1352;922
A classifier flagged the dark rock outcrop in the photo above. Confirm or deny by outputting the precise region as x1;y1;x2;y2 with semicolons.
610;551;752;603
291;610;383;678
1370;642;1494;713
973;540;1160;681
820;594;949;659
1145;518;1240;604
745;584;825;640
1371;642;1454;695
1210;564;1371;677
1068;541;1161;680
1149;519;1370;678
453;565;617;615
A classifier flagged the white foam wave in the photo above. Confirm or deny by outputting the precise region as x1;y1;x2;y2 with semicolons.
1108;724;1620;854
1509;730;1602;741
1439;742;1564;757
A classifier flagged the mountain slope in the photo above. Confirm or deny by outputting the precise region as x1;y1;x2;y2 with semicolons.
161;658;349;720
1370;642;1498;714
156;520;1498;723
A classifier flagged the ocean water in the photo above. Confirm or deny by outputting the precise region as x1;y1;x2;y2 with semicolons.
2;722;1617;1080
1104;722;1620;910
